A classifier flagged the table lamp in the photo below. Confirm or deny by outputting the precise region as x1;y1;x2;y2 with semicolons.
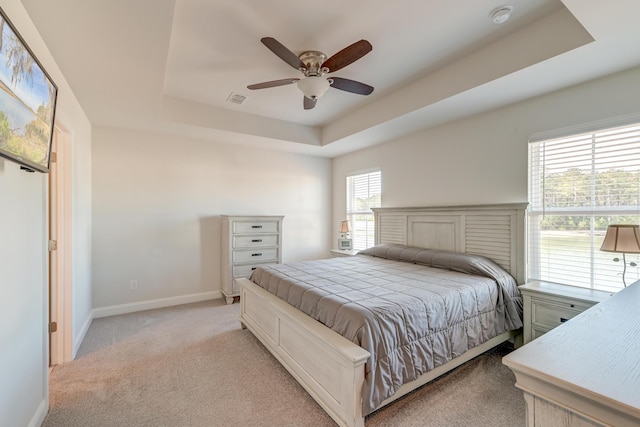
338;220;352;250
600;224;640;287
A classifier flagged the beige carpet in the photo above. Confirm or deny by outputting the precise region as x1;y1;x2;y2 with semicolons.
43;299;525;426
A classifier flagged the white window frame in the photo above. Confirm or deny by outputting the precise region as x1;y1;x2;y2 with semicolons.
528;118;640;293
346;169;381;251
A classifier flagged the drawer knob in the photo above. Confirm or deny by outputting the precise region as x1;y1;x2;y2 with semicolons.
252;239;263;243
560;317;569;323
252;253;262;257
252;225;263;229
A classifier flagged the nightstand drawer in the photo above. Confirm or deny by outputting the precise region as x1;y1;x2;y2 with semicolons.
531;300;582;329
233;248;278;263
531;326;550;341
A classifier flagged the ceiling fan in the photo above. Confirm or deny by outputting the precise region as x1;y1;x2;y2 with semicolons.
247;37;374;110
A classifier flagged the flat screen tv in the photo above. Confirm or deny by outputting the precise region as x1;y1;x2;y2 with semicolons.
0;7;57;173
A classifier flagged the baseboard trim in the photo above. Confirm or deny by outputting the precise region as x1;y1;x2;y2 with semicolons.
27;398;48;427
73;310;94;359
92;291;222;319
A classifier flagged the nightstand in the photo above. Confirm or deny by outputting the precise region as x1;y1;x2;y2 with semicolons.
330;249;359;258
520;281;612;344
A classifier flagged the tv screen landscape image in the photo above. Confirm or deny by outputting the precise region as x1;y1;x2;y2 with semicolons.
0;7;57;173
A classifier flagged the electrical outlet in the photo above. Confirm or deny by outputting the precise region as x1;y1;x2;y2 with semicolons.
130;280;138;290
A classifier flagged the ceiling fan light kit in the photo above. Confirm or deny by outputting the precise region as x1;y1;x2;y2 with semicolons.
247;37;374;110
297;76;331;100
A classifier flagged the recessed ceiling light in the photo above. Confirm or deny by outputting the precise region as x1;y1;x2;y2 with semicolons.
490;5;513;24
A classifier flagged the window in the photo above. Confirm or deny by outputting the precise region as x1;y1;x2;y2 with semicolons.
346;170;381;250
528;121;640;292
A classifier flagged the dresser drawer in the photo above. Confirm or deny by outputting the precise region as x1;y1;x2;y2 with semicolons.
233;234;278;248
233;263;270;278
531;300;583;329
233;248;278;263
233;221;280;234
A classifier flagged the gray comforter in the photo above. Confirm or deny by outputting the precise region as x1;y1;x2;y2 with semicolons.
249;244;523;415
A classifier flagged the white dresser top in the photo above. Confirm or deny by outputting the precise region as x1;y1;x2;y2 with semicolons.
504;280;640;424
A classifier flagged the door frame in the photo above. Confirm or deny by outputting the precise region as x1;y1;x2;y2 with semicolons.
49;122;73;365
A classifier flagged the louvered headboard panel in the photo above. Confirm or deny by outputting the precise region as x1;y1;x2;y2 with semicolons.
373;204;527;284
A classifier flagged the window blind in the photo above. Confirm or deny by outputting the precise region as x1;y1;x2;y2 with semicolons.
528;122;640;292
346;170;381;250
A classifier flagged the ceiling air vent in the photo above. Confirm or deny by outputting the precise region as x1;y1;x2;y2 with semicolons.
226;92;248;105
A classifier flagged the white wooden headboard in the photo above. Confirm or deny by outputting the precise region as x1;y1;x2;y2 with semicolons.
373;203;527;284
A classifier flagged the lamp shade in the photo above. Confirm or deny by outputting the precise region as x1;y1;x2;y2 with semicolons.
297;76;330;100
600;224;640;253
339;220;351;234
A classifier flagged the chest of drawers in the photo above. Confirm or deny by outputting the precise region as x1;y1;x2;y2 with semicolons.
221;215;283;304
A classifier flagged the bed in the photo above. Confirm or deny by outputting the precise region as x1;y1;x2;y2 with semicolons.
237;204;527;427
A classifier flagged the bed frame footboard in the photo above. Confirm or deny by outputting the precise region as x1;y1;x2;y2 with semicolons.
238;277;370;427
238;277;516;426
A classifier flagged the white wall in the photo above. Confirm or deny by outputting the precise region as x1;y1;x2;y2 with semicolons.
0;1;92;426
0;162;48;427
333;66;640;225
91;127;331;310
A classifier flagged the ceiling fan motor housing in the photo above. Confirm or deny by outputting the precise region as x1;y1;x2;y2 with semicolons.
298;51;328;76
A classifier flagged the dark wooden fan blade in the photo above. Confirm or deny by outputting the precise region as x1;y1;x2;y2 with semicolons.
261;37;305;70
303;96;317;110
247;78;299;90
330;77;374;95
322;40;372;72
